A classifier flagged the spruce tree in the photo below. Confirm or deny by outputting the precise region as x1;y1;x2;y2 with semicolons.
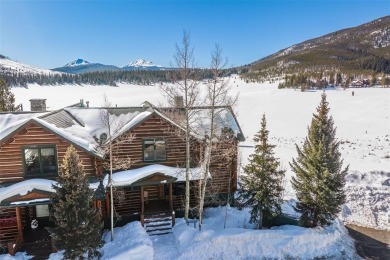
290;93;348;227
52;146;103;259
0;79;15;111
239;114;285;229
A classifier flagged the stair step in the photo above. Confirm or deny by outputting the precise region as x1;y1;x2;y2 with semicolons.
147;228;173;236
144;217;172;222
149;231;172;236
146;226;172;232
145;222;171;228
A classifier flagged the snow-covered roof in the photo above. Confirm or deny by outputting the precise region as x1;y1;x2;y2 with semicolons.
104;164;207;187
155;106;245;141
0;178;102;205
0;112;47;140
0;102;244;161
0;106;152;158
0;179;56;204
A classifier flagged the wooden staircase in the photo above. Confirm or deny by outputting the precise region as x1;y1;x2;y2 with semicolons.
143;212;173;236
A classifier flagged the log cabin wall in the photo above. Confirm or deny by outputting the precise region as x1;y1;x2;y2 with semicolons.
0;208;18;245
0;122;100;182
105;114;201;171
208;140;238;195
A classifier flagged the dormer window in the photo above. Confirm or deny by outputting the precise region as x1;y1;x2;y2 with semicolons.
22;145;58;177
143;138;166;162
99;133;108;146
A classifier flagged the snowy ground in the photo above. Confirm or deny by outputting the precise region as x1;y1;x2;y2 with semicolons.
43;206;358;260
3;78;389;258
13;78;389;229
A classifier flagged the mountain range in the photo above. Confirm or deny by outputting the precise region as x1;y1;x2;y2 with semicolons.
246;16;390;77
52;58;165;74
1;16;389;80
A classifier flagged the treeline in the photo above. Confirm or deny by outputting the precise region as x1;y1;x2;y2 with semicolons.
277;70;390;91
1;67;240;88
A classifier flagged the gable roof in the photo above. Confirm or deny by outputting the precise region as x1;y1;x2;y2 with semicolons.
0;101;244;159
153;105;245;142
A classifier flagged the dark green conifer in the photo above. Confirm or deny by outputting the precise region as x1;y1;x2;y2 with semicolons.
52;146;103;259
0;79;15;111
290;93;348;227
239;114;285;229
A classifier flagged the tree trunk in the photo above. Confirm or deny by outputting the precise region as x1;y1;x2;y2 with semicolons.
258;208;263;229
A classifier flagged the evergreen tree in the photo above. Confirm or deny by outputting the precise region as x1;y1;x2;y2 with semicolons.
290;93;348;228
0;79;15;111
238;114;285;229
52;146;103;259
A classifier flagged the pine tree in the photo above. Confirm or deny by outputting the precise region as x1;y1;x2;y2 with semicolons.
52;146;103;259
290;93;348;228
239;114;285;229
0;79;15;111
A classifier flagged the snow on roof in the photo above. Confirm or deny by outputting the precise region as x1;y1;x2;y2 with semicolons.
0;179;56;204
0;112;46;141
0;178;102;204
104;164;206;187
11;198;50;205
110;111;152;141
191;107;242;140
35;117;105;158
155;106;244;141
63;107;149;141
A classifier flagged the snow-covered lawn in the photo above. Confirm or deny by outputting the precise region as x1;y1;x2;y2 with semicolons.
173;207;358;260
46;206;357;260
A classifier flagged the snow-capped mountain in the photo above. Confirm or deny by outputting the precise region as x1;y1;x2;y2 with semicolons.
64;59;91;67
0;54;60;75
122;59;164;70
52;59;119;74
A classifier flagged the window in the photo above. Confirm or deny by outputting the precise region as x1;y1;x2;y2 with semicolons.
99;133;107;146
143;138;166;162
22;145;58;177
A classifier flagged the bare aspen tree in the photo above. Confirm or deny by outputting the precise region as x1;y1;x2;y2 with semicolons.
198;44;238;230
160;31;200;219
99;95;135;241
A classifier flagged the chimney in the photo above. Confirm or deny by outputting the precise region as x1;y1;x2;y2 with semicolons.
174;96;184;108
29;99;47;112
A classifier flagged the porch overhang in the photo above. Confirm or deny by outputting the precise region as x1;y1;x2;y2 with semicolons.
131;173;177;187
105;164;207;188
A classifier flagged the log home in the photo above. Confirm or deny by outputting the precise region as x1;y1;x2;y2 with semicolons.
0;100;244;255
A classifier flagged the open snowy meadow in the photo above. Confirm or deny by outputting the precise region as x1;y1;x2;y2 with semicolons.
7;77;390;259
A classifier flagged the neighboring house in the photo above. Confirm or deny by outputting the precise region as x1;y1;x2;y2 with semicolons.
0;100;244;255
350;80;364;88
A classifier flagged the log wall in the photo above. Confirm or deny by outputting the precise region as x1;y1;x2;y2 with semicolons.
0;122;100;182
106;115;201;171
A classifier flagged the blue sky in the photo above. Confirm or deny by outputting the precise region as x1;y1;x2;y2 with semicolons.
0;0;389;69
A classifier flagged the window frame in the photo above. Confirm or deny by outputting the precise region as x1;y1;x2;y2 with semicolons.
22;145;58;178
142;138;167;162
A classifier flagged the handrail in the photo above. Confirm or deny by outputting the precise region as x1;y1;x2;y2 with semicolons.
7;234;22;256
